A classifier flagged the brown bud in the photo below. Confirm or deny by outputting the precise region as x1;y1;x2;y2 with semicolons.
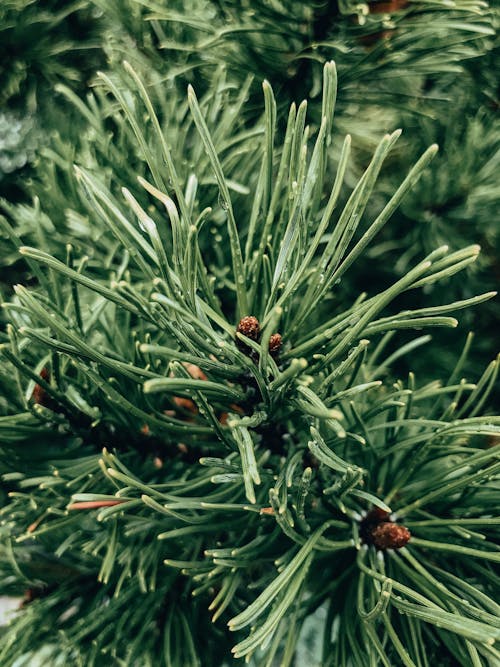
268;333;282;357
359;507;389;543
218;412;229;426
32;367;50;405
371;522;411;550
236;316;260;342
364;507;390;524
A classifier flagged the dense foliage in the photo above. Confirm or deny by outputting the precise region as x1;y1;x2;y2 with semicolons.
0;2;498;666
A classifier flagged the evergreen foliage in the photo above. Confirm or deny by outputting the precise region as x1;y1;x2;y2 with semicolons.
0;61;499;665
134;0;496;109
0;2;499;666
0;0;102;198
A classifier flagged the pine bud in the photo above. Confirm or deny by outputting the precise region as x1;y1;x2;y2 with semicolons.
364;507;390;524
268;333;282;357
31;368;50;406
359;507;410;550
370;522;411;550
236;316;260;341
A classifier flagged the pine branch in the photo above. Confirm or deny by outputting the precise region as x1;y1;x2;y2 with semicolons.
0;60;498;666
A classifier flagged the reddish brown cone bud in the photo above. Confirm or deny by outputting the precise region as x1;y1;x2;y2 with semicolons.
236;316;260;342
371;522;411;550
360;507;410;550
365;507;390;524
268;333;282;357
31;368;50;406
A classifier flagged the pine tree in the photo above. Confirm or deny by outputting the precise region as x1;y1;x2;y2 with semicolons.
0;3;499;666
